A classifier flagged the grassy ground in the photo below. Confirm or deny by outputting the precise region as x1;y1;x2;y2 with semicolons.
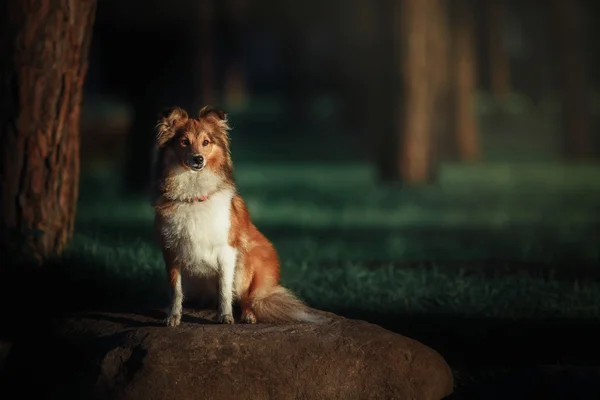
72;161;600;398
8;160;600;398
74;160;600;310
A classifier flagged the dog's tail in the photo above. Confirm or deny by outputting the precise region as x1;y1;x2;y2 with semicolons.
251;286;325;324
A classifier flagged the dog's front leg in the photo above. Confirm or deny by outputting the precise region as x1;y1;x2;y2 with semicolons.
217;246;237;324
164;252;183;327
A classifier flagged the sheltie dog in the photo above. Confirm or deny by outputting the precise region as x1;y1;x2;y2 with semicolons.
151;105;321;325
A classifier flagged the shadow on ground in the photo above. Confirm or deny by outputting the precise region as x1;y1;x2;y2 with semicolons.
2;202;600;400
2;256;600;399
332;308;600;399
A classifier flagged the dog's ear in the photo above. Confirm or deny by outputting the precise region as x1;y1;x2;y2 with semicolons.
199;105;226;121
156;106;188;147
198;105;230;132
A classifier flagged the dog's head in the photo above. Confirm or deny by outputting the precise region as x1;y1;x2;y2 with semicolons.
155;105;231;173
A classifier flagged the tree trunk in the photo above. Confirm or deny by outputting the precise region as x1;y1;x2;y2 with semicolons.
392;0;441;183
0;0;97;263
552;0;590;159
429;0;452;163
376;0;447;183
222;0;248;110
487;0;510;102
451;0;480;162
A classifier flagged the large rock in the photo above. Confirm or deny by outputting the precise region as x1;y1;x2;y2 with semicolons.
0;309;453;399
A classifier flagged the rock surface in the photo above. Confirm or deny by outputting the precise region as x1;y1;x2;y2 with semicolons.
0;308;453;399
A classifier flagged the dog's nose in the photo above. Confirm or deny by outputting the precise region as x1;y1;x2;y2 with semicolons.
192;155;204;165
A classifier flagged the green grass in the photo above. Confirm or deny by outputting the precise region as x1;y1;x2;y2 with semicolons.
5;160;600;399
67;161;600;320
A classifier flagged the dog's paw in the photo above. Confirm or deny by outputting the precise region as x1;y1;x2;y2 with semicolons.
241;311;257;324
166;314;181;327
218;314;235;324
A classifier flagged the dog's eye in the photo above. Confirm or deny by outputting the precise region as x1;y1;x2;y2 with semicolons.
181;138;190;147
202;139;210;147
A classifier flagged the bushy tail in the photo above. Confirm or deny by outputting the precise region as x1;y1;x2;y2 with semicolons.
252;286;325;323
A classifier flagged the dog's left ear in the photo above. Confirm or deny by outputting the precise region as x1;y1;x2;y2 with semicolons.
199;105;226;121
199;105;231;132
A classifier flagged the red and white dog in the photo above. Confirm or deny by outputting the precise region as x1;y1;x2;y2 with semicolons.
151;106;320;326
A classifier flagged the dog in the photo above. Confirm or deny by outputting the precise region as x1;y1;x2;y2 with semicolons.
151;105;321;326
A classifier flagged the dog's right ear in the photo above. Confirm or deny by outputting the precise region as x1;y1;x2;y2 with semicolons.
156;106;188;147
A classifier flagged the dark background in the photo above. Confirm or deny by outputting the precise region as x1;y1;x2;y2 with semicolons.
3;0;600;398
81;0;600;181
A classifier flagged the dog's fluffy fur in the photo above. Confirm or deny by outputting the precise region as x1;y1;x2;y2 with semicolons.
151;105;321;325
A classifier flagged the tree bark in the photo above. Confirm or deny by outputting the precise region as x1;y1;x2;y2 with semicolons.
0;0;97;263
429;0;452;164
552;0;590;159
486;0;510;102
391;0;441;183
451;0;480;162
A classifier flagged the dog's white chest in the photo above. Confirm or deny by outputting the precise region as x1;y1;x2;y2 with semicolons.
162;190;233;273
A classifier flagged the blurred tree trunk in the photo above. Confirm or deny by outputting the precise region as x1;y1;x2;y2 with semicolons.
397;0;434;183
222;0;248;110
223;64;247;109
553;0;590;159
487;0;510;102
430;0;452;163
380;0;443;184
450;0;480;162
0;0;97;263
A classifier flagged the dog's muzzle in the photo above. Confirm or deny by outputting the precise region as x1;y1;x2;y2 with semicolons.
189;155;204;171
